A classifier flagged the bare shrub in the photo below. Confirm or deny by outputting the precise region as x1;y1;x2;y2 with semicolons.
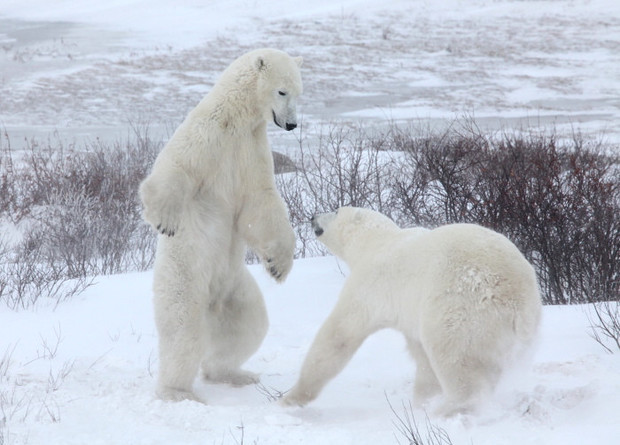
0;234;93;310
0;131;18;219
277;123;396;257
255;382;287;402
498;134;617;304
0;335;76;429
588;301;620;353
0;344;16;382
386;396;453;445
390;124;490;227
388;125;620;304
0;125;161;309
279;121;619;304
393;128;619;303
2;119;617;307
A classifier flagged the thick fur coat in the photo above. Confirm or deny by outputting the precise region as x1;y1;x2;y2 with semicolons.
283;207;541;415
140;49;302;402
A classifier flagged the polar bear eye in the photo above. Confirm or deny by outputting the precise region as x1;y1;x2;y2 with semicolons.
278;90;287;96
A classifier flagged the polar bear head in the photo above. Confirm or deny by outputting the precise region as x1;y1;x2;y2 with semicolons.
311;207;399;264
252;49;303;131
213;49;303;131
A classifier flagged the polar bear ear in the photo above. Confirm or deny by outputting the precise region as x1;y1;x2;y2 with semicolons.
294;56;303;67
255;56;267;72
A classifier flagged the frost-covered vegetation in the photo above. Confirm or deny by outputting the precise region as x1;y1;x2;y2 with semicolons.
280;122;619;306
0;127;160;308
1;121;618;310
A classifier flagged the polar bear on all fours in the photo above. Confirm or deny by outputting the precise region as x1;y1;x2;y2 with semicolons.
283;207;542;416
139;49;302;402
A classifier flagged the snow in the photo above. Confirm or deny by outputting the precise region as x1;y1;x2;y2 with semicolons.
1;0;620;144
1;1;620;444
1;257;619;444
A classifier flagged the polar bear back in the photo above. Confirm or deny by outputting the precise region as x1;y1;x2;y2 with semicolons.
286;208;542;411
419;224;538;304
400;223;541;359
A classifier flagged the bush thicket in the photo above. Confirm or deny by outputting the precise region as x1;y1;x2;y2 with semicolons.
0;127;160;308
1;121;618;308
277;122;619;305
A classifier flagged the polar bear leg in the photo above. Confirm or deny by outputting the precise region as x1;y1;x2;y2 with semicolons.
237;190;295;282
406;338;442;405
154;284;207;402
139;161;191;237
432;358;499;417
201;267;268;386
424;330;501;416
282;297;376;406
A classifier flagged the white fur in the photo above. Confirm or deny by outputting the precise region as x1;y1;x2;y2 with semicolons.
283;207;541;415
139;49;303;402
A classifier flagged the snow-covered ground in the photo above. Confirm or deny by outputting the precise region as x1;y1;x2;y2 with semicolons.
1;1;619;444
1;0;620;146
1;257;619;445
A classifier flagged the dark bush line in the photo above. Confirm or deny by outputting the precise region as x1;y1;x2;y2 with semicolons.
277;123;619;305
1;121;618;308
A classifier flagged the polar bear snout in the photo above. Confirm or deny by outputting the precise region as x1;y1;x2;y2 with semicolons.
310;215;324;237
272;110;297;131
311;212;338;238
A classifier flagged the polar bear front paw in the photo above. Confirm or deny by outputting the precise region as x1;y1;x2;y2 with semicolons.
139;171;189;237
264;254;293;282
280;387;313;407
260;237;295;282
144;202;181;237
156;219;179;237
141;188;183;237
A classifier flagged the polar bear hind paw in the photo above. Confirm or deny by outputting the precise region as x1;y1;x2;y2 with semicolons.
280;388;312;407
156;386;204;403
203;369;260;387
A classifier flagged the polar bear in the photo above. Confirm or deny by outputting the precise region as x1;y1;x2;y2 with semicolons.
139;49;303;402
283;207;541;415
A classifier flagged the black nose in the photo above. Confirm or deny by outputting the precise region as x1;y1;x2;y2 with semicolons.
285;123;297;131
310;215;323;237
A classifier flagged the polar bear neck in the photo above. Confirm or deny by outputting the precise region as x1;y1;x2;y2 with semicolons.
198;69;264;133
340;225;402;268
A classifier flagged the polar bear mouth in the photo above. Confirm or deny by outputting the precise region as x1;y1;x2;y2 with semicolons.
272;110;282;129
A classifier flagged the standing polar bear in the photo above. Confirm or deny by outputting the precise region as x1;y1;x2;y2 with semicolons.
140;49;302;402
283;207;541;415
